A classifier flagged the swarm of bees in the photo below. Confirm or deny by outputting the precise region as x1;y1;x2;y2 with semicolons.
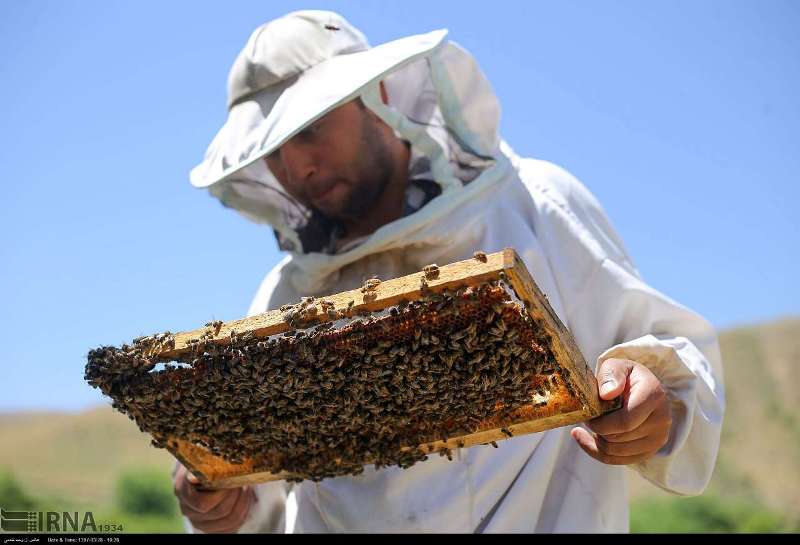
85;269;570;483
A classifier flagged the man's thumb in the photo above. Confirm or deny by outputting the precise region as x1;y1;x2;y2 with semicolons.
596;358;632;400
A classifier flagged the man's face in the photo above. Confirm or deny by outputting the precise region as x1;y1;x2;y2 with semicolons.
264;100;396;221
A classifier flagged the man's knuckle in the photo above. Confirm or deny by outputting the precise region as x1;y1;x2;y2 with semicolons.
193;498;216;515
208;500;230;518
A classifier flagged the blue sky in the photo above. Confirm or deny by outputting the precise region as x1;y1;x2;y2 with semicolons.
1;0;797;411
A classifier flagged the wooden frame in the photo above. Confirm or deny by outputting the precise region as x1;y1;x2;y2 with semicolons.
144;248;619;488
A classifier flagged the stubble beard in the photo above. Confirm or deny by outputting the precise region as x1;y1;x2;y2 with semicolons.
336;114;396;221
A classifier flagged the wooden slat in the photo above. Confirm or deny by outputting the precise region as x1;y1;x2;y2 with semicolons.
152;248;618;488
149;249;510;359
503;249;618;416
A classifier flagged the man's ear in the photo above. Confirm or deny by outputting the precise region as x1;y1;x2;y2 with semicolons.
379;80;389;105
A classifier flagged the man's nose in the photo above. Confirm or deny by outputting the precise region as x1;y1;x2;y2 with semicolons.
279;142;318;185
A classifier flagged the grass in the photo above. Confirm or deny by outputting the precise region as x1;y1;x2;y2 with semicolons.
631;495;798;533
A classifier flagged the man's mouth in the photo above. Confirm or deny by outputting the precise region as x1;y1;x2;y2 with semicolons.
311;181;342;206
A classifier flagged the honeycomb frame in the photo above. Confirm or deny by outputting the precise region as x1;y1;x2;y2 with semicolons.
86;248;621;489
94;248;620;488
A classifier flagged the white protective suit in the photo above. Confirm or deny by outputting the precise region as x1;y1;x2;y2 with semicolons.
186;20;725;533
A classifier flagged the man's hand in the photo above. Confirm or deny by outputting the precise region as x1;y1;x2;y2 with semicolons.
570;358;673;465
173;463;256;533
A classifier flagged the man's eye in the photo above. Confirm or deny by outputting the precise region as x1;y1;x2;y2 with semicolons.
299;122;321;137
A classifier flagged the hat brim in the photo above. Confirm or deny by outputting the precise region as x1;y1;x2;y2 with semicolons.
190;29;449;189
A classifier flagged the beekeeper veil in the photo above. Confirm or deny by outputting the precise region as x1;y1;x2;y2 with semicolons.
190;10;507;256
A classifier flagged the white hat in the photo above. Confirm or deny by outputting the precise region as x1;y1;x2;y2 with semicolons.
189;10;504;256
190;10;447;191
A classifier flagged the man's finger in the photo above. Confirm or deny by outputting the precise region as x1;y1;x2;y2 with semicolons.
587;364;665;436
602;403;672;443
181;487;243;523
586;397;655;437
177;468;231;514
222;487;256;532
595;358;633;400
596;434;666;458
602;424;654;443
193;487;255;534
570;427;658;466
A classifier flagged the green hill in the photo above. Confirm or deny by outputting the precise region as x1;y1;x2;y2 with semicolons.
1;316;798;532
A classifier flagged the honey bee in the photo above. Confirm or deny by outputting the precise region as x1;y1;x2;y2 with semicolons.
205;320;223;330
361;278;381;292
422;264;440;280
473;250;487;262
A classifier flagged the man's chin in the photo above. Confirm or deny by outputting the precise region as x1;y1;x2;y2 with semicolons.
311;183;351;215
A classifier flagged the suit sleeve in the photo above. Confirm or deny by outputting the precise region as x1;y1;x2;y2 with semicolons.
524;159;725;495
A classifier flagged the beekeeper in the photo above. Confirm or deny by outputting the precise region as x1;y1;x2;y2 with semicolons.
173;10;725;533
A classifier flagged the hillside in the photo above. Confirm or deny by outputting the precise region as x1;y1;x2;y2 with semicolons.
0;406;175;509
1;316;798;529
